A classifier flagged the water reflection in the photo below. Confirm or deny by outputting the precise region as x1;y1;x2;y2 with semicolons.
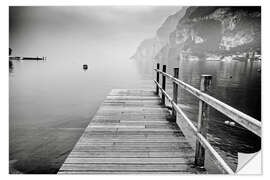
9;61;14;73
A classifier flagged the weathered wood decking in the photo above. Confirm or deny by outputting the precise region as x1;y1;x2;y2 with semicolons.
58;89;198;174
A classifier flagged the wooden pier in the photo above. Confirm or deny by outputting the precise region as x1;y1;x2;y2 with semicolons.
58;64;261;174
9;56;46;60
58;89;198;174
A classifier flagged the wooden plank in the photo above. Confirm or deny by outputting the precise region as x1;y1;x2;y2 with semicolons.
84;128;183;132
95;112;170;116
88;125;146;129
59;163;195;171
73;146;192;152
94;113;171;117
79;135;186;140
68;151;194;158
99;107;169;112
92;118;171;121
58;171;196;174
101;104;162;108
75;142;191;147
78;137;188;143
109;89;156;96
103;100;161;103
90;121;172;126
106;96;160;100
64;157;193;164
80;132;185;139
69;151;150;158
81;131;184;136
93;115;170;119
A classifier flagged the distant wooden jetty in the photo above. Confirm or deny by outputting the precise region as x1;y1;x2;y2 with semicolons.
9;56;46;60
58;63;261;174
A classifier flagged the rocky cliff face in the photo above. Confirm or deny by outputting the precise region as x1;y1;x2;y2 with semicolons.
171;7;261;58
133;6;261;73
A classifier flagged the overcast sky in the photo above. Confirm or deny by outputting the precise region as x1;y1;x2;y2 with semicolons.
9;6;181;60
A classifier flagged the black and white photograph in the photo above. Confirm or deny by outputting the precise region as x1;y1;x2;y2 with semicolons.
6;2;264;176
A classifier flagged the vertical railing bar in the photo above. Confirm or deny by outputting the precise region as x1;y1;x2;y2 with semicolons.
156;63;160;96
195;74;212;168
172;68;179;121
161;65;166;105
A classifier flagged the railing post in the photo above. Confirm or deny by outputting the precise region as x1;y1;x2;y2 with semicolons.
195;74;212;168
156;63;160;95
161;65;166;105
172;68;179;120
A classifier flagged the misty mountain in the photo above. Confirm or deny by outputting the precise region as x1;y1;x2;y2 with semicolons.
131;7;187;61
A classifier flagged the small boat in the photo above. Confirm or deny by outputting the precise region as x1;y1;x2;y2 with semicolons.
83;64;88;70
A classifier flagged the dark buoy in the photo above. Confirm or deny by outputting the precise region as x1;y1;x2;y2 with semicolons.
83;64;88;70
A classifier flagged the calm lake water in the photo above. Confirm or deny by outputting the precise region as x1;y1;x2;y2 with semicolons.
9;54;261;173
9;57;152;174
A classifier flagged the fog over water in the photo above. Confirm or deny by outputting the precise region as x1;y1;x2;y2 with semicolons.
9;6;181;173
